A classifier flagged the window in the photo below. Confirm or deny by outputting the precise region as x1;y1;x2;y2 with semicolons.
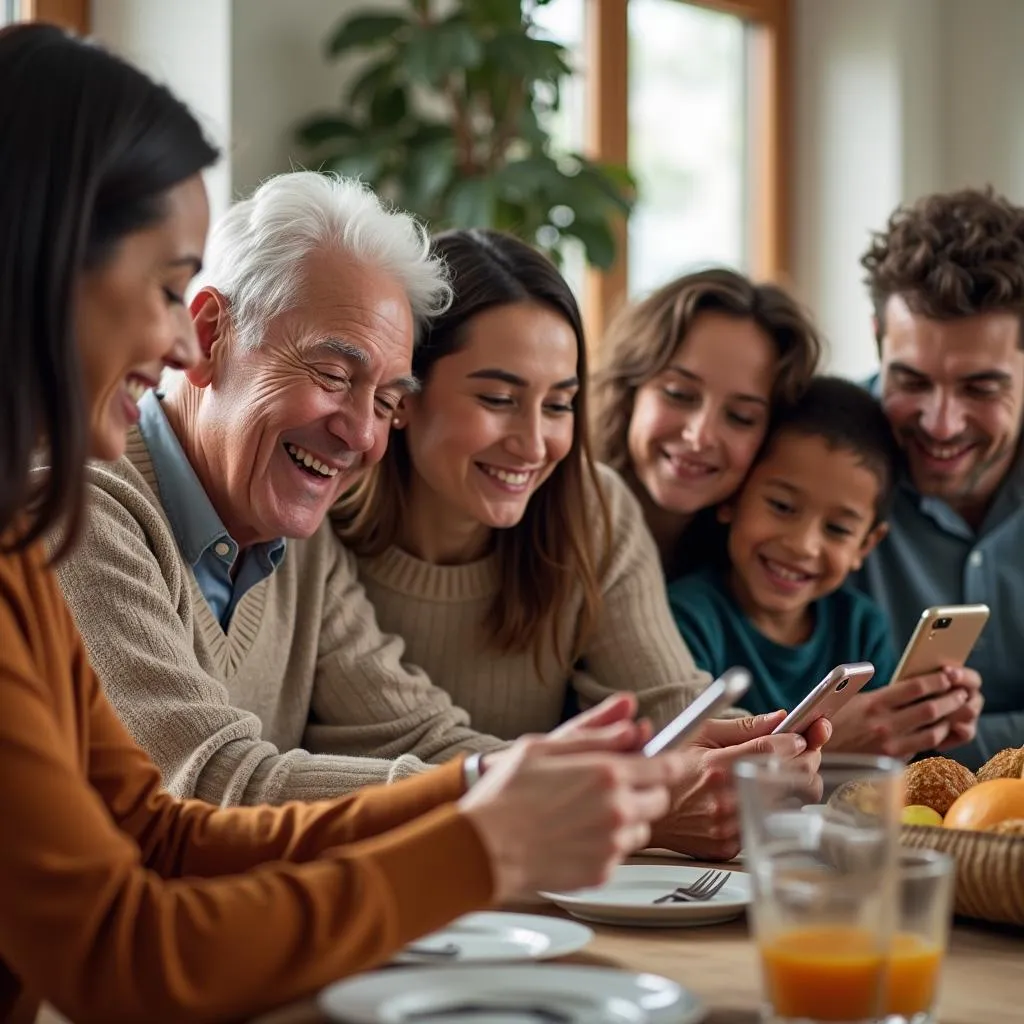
539;0;789;342
11;1;89;32
627;1;748;294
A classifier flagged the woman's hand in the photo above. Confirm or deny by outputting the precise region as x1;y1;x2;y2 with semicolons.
460;730;688;902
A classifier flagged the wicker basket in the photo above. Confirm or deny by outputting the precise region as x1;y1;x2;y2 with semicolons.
900;824;1024;925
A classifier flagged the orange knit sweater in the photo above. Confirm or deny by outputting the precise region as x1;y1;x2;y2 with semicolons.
0;541;494;1024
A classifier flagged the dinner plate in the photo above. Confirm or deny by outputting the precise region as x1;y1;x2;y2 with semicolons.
391;912;593;964
319;964;705;1023
540;864;751;927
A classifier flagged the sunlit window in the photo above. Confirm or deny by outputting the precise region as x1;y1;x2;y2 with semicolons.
530;0;588;303
538;0;752;300
628;0;748;294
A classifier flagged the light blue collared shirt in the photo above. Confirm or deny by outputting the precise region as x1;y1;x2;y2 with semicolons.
856;376;1024;769
137;390;286;629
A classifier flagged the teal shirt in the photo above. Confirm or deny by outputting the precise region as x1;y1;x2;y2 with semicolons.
668;568;897;717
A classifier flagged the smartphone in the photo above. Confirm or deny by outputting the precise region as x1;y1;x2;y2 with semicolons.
643;667;751;757
772;662;876;735
889;604;990;684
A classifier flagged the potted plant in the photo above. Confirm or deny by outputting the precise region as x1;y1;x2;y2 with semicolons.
295;0;634;269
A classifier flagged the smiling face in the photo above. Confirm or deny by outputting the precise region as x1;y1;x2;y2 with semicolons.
627;311;778;518
75;175;209;461
397;300;579;562
879;295;1024;520
177;249;416;547
723;431;886;643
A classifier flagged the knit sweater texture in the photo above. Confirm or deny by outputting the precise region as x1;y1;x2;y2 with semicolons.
353;464;712;737
0;540;492;1024
55;428;508;806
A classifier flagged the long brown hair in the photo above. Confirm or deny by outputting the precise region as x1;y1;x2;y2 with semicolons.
0;25;217;556
335;229;611;671
592;267;823;473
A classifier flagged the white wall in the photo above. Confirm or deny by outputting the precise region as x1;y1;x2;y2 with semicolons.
230;0;368;199
791;0;1024;379
91;0;233;224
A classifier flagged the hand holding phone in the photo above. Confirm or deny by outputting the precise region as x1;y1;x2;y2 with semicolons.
889;604;989;685
772;662;876;736
643;667;751;757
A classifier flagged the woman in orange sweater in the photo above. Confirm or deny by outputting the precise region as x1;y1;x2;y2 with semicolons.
0;25;688;1024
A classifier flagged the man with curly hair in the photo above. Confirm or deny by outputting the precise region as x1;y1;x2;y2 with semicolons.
859;187;1024;769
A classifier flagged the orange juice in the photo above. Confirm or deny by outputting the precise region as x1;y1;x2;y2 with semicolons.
761;926;943;1020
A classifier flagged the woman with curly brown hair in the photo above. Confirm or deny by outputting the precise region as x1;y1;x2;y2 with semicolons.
592;269;823;581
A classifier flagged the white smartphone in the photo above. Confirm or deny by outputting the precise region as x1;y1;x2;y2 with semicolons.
772;662;876;735
643;667;751;757
889;604;990;685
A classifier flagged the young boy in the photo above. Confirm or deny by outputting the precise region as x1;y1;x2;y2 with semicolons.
668;376;901;717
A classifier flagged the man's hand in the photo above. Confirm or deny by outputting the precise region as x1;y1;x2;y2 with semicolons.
829;668;980;758
648;711;829;862
935;668;984;751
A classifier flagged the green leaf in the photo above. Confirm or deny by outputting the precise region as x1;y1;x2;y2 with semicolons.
445;176;498;227
562;218;617;270
349;58;400;109
295;114;360;148
326;13;408;59
406;18;484;85
486;32;571;82
467;0;523;30
401;136;457;213
327;151;386;182
369;85;408;127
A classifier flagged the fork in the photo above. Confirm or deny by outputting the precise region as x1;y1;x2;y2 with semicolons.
652;869;731;904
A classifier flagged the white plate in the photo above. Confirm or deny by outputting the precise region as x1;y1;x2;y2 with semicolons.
391;912;593;964
319;964;705;1023
540;864;751;927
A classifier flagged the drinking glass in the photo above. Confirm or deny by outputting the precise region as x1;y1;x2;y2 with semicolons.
735;754;905;1024
882;849;954;1024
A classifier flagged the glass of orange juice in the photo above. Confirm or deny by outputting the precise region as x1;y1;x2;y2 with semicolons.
735;754;905;1024
883;849;954;1023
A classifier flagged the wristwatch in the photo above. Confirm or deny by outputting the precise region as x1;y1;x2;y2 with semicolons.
463;752;484;789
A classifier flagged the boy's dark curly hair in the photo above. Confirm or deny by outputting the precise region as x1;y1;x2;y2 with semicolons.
861;186;1024;346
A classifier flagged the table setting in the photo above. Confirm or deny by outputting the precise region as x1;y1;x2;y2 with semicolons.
255;753;1024;1024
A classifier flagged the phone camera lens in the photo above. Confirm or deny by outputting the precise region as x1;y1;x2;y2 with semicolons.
933;617;952;629
836;679;848;691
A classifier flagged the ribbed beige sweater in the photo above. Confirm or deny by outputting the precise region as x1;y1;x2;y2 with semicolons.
354;464;712;737
55;428;508;807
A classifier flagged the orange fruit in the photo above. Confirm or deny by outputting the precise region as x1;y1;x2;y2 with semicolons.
943;778;1024;832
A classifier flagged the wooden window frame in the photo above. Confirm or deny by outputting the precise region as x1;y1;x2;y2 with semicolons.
19;0;88;32
583;0;791;346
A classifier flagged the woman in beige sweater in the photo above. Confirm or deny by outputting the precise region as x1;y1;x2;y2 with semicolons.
334;230;828;860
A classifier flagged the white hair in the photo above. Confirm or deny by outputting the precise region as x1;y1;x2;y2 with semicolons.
191;171;452;344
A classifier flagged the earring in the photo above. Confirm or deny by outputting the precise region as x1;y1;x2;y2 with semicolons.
392;416;402;428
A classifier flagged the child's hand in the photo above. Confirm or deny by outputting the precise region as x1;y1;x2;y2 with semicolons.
828;668;979;758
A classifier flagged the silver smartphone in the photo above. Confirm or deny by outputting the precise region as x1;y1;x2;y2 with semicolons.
643;667;751;757
772;662;876;735
889;604;990;685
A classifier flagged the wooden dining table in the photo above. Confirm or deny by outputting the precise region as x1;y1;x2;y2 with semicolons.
256;855;1024;1024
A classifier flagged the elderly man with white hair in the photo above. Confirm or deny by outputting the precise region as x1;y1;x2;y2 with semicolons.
55;171;515;804
56;172;824;850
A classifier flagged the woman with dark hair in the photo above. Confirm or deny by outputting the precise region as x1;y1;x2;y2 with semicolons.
335;230;825;862
0;26;688;1023
592;268;823;581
